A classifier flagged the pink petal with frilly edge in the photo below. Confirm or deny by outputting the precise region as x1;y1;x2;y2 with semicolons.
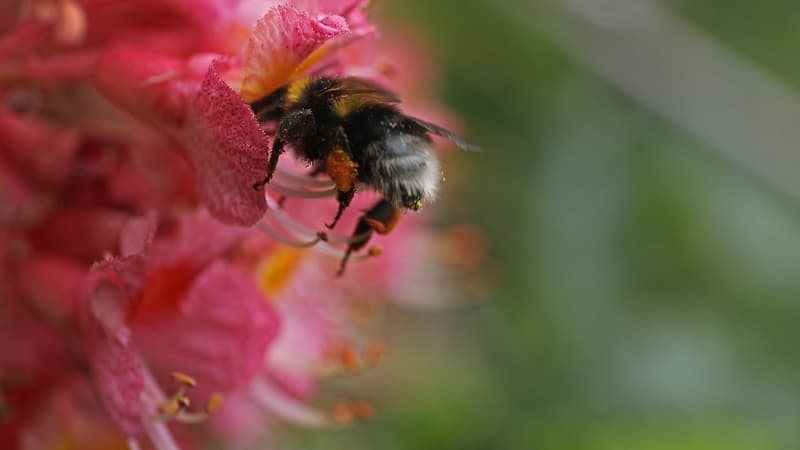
240;5;349;102
180;62;269;226
89;333;147;437
77;214;159;437
133;261;279;400
80;265;147;437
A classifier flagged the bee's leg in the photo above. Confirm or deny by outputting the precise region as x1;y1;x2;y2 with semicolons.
326;188;355;229
253;137;284;190
324;146;359;229
337;199;401;276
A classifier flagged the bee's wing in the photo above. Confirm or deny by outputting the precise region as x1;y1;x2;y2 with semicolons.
411;118;482;152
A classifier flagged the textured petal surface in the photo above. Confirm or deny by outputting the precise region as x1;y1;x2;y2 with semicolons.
134;261;279;399
240;5;349;102
181;62;269;226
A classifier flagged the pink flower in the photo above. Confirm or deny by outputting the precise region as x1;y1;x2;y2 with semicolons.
0;1;481;449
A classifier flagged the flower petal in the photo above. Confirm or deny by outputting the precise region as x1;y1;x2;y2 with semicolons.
93;45;200;130
149;208;249;270
240;5;349;103
180;62;269;226
133;261;280;399
88;333;147;437
80;257;149;437
0;109;80;186
120;211;158;258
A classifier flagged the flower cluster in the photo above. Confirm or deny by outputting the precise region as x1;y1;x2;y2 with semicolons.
0;1;481;449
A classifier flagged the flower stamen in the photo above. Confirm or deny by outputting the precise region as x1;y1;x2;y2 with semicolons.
156;372;223;423
172;372;197;388
260;196;377;262
266;184;337;199
364;341;386;366
173;393;224;424
257;221;323;248
273;166;335;189
324;340;386;374
330;400;375;425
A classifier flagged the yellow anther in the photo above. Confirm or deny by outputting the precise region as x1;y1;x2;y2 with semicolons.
177;395;191;409
172;372;197;388
330;401;354;425
352;401;374;420
329;400;375;425
205;394;224;414
364;341;386;366
160;397;185;419
367;247;383;257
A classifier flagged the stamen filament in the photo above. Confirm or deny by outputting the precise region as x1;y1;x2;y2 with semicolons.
274;166;334;189
251;378;331;427
266;184;337;199
256;221;322;248
319;229;372;245
261;196;375;262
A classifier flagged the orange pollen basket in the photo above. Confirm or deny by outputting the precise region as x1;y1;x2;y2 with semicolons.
325;148;359;192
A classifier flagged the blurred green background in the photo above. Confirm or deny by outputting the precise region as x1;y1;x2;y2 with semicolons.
287;1;800;449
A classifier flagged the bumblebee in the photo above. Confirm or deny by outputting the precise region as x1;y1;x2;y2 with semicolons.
250;76;477;273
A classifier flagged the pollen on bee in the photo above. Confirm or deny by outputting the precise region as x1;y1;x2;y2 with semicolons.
325;148;359;192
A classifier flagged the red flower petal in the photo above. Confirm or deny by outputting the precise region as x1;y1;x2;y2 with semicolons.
80;259;149;437
149;208;248;269
180;62;269;226
0;109;80;186
89;333;147;437
93;45;199;130
133;261;279;399
240;5;349;103
119;211;158;258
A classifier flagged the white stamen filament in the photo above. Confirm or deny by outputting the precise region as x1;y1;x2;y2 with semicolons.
267;350;341;377
256;221;323;248
260;195;373;262
274;166;335;189
140;368;182;450
141;418;181;450
319;229;372;245
250;378;331;427
266;183;337;199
